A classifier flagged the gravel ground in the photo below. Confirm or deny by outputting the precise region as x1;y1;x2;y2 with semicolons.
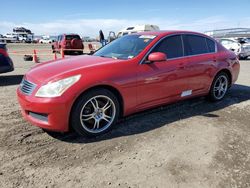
0;43;249;188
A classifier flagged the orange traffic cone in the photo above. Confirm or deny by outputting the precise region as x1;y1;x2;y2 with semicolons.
33;49;38;63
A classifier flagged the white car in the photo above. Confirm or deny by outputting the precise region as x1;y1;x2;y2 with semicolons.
219;38;250;60
39;38;54;44
108;24;160;43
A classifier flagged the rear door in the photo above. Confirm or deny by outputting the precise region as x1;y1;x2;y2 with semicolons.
183;34;217;94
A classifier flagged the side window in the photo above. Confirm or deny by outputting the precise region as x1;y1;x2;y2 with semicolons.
185;35;208;55
206;38;216;53
152;35;184;59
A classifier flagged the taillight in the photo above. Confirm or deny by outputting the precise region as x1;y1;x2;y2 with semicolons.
0;49;8;57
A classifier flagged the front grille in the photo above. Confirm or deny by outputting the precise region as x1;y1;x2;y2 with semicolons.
20;79;36;95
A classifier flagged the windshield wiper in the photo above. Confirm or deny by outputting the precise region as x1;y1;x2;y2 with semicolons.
99;55;110;58
99;55;118;60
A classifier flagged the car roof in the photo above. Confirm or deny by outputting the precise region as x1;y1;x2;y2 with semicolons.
135;30;212;38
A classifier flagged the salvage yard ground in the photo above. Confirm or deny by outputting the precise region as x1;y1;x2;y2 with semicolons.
0;43;249;188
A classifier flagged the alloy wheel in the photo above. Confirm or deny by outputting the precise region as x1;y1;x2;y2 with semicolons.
79;95;116;134
213;75;228;100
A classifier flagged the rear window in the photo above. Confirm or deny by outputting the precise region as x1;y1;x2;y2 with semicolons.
206;38;216;53
185;35;208;55
65;35;81;40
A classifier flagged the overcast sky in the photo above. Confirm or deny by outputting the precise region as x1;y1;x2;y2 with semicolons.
1;0;250;37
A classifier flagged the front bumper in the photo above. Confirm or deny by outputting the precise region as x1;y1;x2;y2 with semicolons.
17;88;72;132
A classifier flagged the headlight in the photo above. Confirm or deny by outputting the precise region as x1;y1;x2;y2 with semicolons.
35;75;81;97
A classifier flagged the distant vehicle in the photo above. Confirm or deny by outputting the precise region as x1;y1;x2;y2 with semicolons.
219;38;250;60
117;24;160;38
17;31;240;137
4;33;18;40
107;24;160;43
17;35;32;43
0;43;14;73
82;37;93;42
13;27;32;34
52;34;84;54
39;38;54;44
3;33;18;43
82;36;95;42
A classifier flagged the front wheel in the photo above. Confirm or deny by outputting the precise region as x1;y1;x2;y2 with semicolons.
70;89;120;137
209;72;229;101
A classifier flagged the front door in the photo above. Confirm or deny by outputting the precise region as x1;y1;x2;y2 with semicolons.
137;35;190;109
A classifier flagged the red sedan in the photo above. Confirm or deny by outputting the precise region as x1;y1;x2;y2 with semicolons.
17;31;240;137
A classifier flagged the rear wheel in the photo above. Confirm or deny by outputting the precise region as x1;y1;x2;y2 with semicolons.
70;89;120;137
209;72;229;101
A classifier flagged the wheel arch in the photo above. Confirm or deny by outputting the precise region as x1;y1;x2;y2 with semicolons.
208;68;233;93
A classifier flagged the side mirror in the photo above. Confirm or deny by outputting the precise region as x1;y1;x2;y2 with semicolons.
146;52;167;63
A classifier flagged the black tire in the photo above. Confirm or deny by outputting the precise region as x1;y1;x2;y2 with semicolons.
70;88;120;137
78;51;83;55
208;72;229;101
23;55;33;61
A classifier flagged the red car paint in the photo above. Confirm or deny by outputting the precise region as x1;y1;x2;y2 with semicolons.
17;31;240;132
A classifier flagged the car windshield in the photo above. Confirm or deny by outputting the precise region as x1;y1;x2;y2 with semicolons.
94;34;156;60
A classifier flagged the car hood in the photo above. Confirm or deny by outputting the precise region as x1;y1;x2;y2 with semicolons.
26;55;123;83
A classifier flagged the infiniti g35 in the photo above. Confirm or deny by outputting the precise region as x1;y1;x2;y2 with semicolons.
17;31;240;137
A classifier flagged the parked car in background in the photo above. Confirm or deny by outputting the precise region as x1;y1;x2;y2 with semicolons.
4;33;18;43
18;35;32;43
39;38;54;44
0;43;14;73
82;36;96;42
107;24;160;43
219;38;250;60
52;34;84;55
17;31;240;137
117;24;160;38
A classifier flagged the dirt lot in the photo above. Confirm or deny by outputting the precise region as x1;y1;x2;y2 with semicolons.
0;43;249;188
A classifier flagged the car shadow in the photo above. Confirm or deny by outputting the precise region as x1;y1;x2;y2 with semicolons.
0;75;23;86
46;84;250;143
